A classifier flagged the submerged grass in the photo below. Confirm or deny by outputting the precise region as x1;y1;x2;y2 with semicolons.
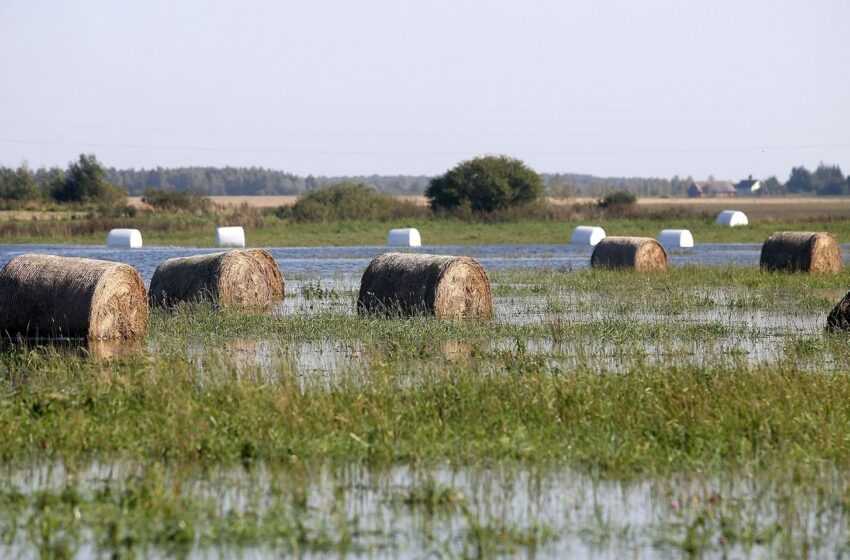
1;347;850;475
0;265;845;473
2;265;850;556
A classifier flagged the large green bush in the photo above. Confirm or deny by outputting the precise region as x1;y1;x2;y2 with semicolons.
48;154;128;211
142;188;212;213
598;191;637;209
426;155;544;213
0;166;41;200
284;182;425;223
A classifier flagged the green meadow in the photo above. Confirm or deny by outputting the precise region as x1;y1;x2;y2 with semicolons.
3;215;850;247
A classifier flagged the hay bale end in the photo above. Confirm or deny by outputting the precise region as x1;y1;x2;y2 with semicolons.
827;291;850;330
245;249;285;301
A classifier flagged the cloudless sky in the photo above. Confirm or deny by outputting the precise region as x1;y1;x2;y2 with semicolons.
1;0;848;179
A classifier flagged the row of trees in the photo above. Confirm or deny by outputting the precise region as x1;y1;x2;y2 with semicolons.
1;155;848;205
424;158;850;210
106;167;431;196
106;166;676;198
104;164;850;198
784;164;847;195
0;154;127;207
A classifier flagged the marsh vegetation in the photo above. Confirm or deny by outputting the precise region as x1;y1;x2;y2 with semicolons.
2;266;850;557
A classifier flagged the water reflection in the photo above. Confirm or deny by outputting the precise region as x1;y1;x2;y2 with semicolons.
3;242;842;286
0;337;146;361
0;459;844;558
139;286;839;379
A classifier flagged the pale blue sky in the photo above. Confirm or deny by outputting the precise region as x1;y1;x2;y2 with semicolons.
1;0;848;179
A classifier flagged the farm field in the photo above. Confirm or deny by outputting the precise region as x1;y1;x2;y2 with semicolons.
129;194;850;219
2;265;850;557
6;196;850;247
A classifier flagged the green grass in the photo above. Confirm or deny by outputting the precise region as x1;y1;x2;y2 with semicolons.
5;215;850;246
0;266;847;471
1;265;850;556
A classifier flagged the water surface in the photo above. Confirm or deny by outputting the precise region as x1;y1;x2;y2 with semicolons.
0;242;815;284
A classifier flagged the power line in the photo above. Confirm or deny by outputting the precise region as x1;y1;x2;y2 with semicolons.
1;138;850;156
0;120;848;139
2;97;849;114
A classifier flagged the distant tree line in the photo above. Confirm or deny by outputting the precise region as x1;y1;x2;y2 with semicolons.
105;164;846;197
0;154;127;209
1;156;848;203
780;163;848;196
105;167;431;196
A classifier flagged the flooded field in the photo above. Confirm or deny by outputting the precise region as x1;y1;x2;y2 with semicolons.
3;460;847;558
1;246;850;557
0;242;832;282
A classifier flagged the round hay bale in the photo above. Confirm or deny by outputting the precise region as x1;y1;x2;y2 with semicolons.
357;252;492;319
0;254;148;339
590;236;668;271
149;250;273;309
245;249;285;301
826;291;850;331
759;231;841;274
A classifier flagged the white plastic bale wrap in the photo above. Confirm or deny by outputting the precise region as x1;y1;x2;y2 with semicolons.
657;229;694;249
216;226;246;248
106;229;143;249
387;228;422;247
571;226;606;246
716;210;748;227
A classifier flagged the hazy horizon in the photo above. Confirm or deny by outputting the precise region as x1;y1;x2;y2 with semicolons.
1;0;848;180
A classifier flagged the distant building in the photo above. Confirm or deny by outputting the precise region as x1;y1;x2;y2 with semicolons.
688;180;737;198
735;175;762;194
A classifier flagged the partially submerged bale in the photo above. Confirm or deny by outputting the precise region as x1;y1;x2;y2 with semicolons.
760;231;841;274
590;236;668;271
358;252;493;319
149;250;274;309
826;291;850;330
0;254;148;339
245;249;285;301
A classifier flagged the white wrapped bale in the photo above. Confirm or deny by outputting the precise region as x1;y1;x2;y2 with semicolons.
657;229;694;249
571;226;606;246
716;210;748;227
106;229;143;249
216;226;246;248
387;228;422;247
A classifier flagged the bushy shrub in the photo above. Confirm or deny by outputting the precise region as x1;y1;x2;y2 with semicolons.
284;183;426;223
434;199;575;222
141;188;212;213
427;155;544;213
598;191;637;209
0;166;41;201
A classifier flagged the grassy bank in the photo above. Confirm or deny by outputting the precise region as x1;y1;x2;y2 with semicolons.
3;193;850;246
4;215;850;246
